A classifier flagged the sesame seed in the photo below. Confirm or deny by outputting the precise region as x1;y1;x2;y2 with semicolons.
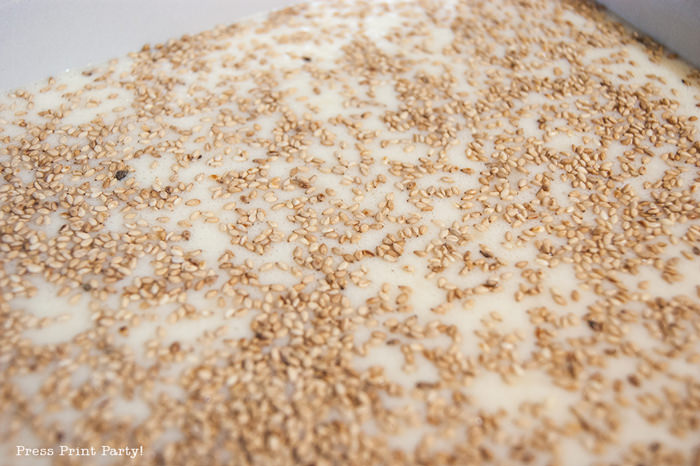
1;0;699;464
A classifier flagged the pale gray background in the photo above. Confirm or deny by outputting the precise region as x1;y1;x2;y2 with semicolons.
0;0;298;91
598;0;700;69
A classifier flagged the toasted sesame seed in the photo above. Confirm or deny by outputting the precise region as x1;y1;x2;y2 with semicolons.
1;0;699;464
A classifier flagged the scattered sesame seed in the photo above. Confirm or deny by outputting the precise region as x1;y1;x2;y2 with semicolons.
0;0;699;464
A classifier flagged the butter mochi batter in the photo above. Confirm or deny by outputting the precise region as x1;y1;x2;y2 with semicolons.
1;1;700;465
